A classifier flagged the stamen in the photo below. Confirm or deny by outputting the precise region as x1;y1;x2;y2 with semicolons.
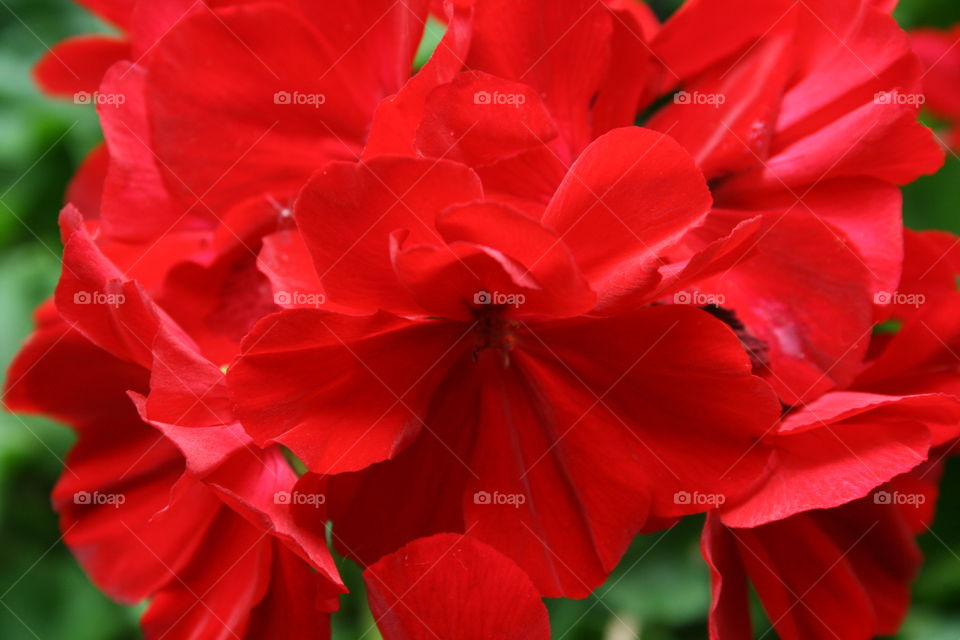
471;306;519;368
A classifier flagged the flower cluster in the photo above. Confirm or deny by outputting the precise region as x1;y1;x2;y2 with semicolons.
6;0;960;638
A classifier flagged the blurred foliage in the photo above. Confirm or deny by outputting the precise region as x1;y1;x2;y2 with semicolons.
1;0;960;638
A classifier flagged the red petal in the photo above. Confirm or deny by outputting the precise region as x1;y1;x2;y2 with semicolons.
591;2;659;137
698;213;874;404
57;444;220;604
364;534;550;640
141;509;273;640
894;230;960;316
415;72;558;166
467;0;612;154
294;157;482;315
775;1;919;143
392;239;545;320
701;515;755;640
33;36;129;97
720;391;960;528
98;62;187;242
66;144;108;219
205;447;343;590
653;214;765;303
54;206;198;369
236;305;778;598
541;127;712;303
725;99;943;189
464;306;778;596
4;319;143;426
718;179;905;299
289;0;430;105
473;146;568;216
228;310;472;474
653;0;795;83
323;381;474;564
144;334;233;428
8;325;222;603
158;224;281;364
720;496;920;640
647;31;792;179
144;4;365;216
364;0;475;159
245;543;334;640
393;202;596;319
856;292;960;404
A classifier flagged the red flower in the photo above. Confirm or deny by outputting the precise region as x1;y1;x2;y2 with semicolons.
228;128;782;597
7;0;960;636
359;0;945;405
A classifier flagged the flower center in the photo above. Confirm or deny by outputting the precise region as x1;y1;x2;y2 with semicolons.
471;306;519;368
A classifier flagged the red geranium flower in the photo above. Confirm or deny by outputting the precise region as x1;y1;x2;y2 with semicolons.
228;127;782;597
355;0;945;405
6;1;960;637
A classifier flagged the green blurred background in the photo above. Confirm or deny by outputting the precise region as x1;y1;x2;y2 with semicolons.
1;1;959;638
